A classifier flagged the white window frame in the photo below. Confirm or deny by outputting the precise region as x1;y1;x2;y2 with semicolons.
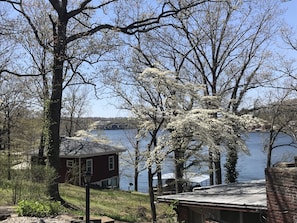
108;156;115;171
66;160;74;168
86;159;93;174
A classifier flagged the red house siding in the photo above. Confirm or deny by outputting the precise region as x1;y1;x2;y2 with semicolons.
59;157;80;184
59;153;120;186
92;154;119;181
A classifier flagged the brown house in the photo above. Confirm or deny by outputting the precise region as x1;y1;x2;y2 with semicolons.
58;137;126;187
30;137;126;188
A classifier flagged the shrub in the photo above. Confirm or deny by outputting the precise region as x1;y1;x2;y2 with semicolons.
17;200;62;217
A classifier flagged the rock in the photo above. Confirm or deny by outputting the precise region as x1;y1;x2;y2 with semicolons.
0;214;11;221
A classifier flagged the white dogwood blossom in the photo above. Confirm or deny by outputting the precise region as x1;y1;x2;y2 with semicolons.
133;67;258;165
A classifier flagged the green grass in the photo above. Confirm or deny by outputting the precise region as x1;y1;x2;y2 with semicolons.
0;179;176;222
60;184;175;222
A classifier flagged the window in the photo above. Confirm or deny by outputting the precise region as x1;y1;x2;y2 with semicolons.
66;160;74;168
243;212;264;223
221;210;240;223
108;156;115;171
86;159;93;174
101;177;118;188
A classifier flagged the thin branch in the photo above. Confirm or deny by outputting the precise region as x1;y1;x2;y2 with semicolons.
1;69;41;77
67;1;210;43
67;0;116;19
8;0;49;50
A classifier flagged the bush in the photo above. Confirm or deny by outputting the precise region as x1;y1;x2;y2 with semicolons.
17;200;62;217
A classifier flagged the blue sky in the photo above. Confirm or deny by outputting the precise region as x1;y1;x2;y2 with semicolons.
87;1;297;118
283;0;297;28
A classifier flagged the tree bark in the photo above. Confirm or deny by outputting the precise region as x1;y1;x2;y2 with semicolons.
148;167;157;222
266;129;275;168
156;167;162;196
209;150;214;185
225;146;238;183
175;148;185;193
214;151;222;185
5;105;11;181
47;12;67;201
38;49;50;165
134;139;139;191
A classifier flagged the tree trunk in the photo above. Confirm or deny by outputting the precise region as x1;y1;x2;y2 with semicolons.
38;103;48;165
148;167;157;222
38;50;50;165
134;139;139;191
157;168;162;196
214;151;222;185
134;171;138;192
47;14;67;201
266;129;275;168
5;106;11;181
47;97;62;201
225;146;238;183
209;150;214;185
267;145;272;168
38;132;46;165
66;108;74;137
175;148;184;193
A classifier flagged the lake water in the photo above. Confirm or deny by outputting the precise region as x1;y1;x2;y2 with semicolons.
102;130;297;193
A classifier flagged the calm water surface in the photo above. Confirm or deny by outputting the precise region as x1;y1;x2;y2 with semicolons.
102;130;297;192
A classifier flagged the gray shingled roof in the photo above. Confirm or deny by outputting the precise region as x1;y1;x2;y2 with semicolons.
59;137;126;158
157;180;267;211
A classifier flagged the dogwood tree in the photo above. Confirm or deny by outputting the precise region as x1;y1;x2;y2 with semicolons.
138;67;257;191
117;0;283;184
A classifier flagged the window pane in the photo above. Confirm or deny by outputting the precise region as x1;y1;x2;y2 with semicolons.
109;156;114;171
86;159;93;174
66;160;74;168
221;210;239;223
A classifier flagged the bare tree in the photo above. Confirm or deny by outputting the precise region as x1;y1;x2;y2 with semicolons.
61;85;90;137
119;128;147;192
0;78;29;180
258;23;297;167
0;0;211;203
253;90;297;167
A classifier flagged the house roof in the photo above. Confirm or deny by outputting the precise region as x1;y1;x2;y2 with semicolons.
157;180;267;212
59;137;126;158
27;137;126;158
153;172;210;185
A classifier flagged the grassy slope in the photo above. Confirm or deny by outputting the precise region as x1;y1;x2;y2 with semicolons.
0;181;175;222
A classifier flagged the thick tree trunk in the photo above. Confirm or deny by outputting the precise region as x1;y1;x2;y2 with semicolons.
47;92;62;200
47;15;67;201
47;81;63;200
